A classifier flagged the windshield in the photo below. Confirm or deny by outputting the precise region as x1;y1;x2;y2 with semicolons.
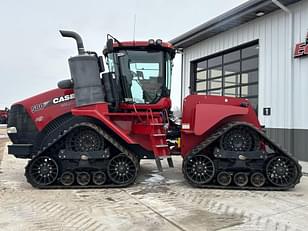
107;50;172;104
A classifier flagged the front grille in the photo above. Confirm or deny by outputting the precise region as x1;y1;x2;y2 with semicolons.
8;104;38;144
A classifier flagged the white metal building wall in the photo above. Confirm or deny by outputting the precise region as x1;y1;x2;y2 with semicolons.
182;0;308;130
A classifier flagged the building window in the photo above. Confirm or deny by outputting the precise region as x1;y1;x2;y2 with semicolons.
192;42;259;110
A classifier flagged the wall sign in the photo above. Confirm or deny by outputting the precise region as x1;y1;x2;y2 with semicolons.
294;32;308;58
263;108;271;116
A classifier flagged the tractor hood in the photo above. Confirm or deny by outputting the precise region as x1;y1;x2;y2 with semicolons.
10;88;76;132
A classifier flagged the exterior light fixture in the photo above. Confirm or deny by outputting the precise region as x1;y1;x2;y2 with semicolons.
156;39;163;45
256;11;265;17
148;39;155;45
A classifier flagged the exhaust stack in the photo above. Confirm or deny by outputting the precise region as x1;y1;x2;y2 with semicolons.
59;30;86;55
59;30;105;107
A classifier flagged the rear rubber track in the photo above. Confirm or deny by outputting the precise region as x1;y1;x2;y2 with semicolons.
183;122;302;190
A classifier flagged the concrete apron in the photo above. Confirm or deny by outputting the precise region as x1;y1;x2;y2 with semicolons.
0;139;6;165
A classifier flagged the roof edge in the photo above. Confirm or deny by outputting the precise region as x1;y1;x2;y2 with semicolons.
170;0;300;48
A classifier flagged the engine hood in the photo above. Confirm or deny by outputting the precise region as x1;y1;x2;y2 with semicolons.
11;88;75;131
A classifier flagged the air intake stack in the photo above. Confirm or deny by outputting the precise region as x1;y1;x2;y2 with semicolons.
60;30;105;107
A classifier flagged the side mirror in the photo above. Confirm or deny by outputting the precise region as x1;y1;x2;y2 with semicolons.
106;39;114;53
58;79;74;89
98;56;105;73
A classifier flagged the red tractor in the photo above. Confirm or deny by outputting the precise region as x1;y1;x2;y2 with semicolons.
0;108;8;124
7;31;301;189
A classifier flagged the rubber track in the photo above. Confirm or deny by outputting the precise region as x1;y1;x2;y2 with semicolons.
25;122;139;189
183;121;302;190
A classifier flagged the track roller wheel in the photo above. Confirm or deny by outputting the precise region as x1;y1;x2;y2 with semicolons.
107;154;138;185
76;172;91;186
266;156;298;187
217;171;232;186
92;171;107;185
26;156;59;187
184;155;215;185
250;172;266;187
220;126;259;152
60;171;75;186
233;172;249;187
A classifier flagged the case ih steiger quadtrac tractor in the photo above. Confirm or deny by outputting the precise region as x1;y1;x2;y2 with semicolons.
7;31;301;189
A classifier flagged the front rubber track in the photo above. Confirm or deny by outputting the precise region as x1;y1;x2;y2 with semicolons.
25;122;140;189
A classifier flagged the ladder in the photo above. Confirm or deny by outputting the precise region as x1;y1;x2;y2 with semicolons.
147;110;174;171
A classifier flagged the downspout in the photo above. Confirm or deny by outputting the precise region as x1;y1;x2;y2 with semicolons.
271;0;294;153
180;51;184;111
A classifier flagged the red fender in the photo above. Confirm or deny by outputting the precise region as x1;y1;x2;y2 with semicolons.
194;104;248;135
181;95;260;156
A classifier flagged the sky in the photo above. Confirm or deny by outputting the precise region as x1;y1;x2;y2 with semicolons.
0;0;248;109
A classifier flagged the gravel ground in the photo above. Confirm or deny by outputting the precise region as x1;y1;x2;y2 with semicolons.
0;125;8;165
1;127;308;231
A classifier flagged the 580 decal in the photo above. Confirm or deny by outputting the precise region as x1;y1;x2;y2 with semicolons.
31;93;75;113
31;101;51;113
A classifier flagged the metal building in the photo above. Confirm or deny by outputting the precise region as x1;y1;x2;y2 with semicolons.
171;0;308;161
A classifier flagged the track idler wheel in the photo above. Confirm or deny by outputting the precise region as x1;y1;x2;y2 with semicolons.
250;172;266;187
184;155;215;185
107;154;138;185
76;172;91;186
217;171;232;186
233;172;249;187
266;156;298;187
92;171;107;185
60;171;75;186
26;156;59;187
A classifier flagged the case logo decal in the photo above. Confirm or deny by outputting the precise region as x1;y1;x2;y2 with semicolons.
52;94;75;104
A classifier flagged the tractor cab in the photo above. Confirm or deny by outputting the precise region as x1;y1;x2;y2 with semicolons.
58;31;175;112
103;38;176;108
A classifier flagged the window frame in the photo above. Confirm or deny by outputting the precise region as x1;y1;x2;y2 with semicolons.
191;41;259;109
